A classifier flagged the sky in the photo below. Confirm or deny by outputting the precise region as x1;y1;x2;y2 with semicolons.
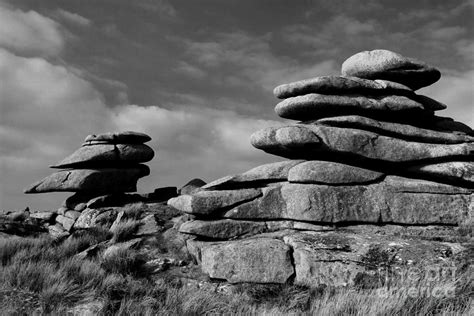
0;0;473;211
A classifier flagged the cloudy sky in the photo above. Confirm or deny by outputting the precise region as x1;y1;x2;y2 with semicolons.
1;0;473;211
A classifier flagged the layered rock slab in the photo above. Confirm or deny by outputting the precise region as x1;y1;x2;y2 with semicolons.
168;188;262;215
51;143;154;168
316;115;474;144
180;219;330;240
197;238;294;283
24;166;150;193
251;124;473;163
288;161;384;184
273;76;414;99
275;94;429;120
203;160;304;190
341;49;441;90
173;176;472;225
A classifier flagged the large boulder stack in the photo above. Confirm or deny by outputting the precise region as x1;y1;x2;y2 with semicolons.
169;50;473;286
23;131;156;236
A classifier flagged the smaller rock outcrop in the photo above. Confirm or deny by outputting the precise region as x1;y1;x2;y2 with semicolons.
25;131;154;194
21;131;157;234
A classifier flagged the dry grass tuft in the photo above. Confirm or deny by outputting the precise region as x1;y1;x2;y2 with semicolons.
0;231;472;315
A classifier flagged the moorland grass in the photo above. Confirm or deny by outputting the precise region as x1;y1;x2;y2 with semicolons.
0;229;472;315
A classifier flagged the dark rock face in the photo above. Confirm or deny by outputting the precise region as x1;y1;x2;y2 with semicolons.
179;178;207;195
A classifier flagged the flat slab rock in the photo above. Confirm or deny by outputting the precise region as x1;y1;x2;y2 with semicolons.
84;131;151;144
288;161;384;184
195;238;294;283
51;143;154;168
273;76;414;99
168;188;262;215
179;178;207;195
203;160;304;190
173;176;472;225
188;231;465;286
24;166;149;194
250;124;473;164
316;115;474;144
407;161;474;186
275;94;431;121
341;49;441;90
284;231;465;287
179;219;331;240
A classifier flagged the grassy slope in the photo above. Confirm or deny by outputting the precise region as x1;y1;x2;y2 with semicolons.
0;230;472;315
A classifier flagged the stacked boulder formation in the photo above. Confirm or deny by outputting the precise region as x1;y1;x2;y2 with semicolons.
24;131;156;236
169;50;473;286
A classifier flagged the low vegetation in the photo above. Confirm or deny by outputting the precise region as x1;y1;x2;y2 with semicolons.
0;230;472;315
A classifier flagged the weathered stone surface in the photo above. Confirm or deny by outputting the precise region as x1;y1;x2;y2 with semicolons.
203;160;304;190
87;193;143;209
55;215;76;231
273;76;413;99
57;207;68;216
65;210;81;220
84;131;151;144
407;161;474;185
275;94;428;120
221;177;472;225
179;179;207;195
51;143;154;168
284;231;464;287
413;95;447;111
200;238;294;283
180;219;332;240
288;161;384;184
30;211;55;222
136;214;161;235
180;219;267;239
24;166;150;194
251;124;473;163
341;49;441;90
341;224;469;243
74;203;87;212
47;224;69;239
316;115;474;144
168;189;262;215
74;208;118;229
